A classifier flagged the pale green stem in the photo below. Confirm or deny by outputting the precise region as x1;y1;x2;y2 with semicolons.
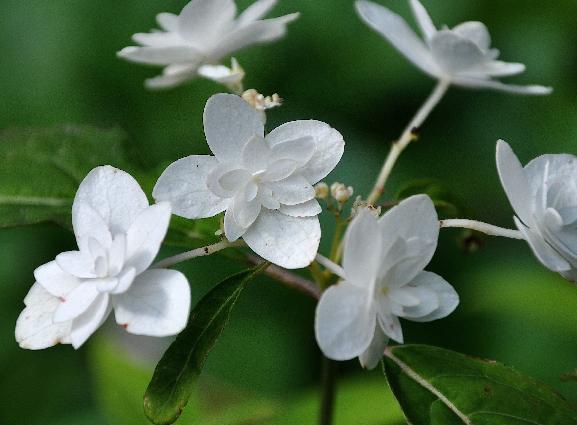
440;219;524;240
153;240;243;269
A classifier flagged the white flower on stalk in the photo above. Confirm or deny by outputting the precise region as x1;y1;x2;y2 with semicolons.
497;140;577;282
15;166;191;350
153;93;345;269
315;195;459;369
118;0;299;90
355;0;552;95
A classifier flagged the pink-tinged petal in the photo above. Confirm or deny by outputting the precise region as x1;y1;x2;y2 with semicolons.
73;166;149;236
16;283;72;350
34;260;81;299
113;269;190;337
243;210;320;269
54;283;100;323
204;94;264;163
125;203;172;274
315;283;375;361
266;121;344;184
70;294;111;349
153;155;229;219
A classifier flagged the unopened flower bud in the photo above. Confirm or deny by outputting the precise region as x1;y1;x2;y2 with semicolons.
242;89;283;112
331;182;354;203
315;182;329;199
351;196;381;218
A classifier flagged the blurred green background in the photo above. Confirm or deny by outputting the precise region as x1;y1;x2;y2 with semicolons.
2;0;577;423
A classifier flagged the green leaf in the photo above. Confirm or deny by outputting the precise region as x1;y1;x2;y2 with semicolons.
395;179;462;218
0;125;137;229
144;263;270;425
383;344;577;424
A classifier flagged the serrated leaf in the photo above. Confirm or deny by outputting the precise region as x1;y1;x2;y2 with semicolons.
144;263;270;425
383;344;577;424
0;125;137;228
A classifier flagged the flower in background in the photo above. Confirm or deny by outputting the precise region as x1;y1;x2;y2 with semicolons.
118;0;299;90
16;166;191;350
355;0;552;95
315;195;459;369
497;140;577;282
153;93;345;269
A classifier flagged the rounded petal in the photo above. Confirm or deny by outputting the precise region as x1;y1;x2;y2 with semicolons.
242;135;271;172
355;0;441;77
16;283;72;350
125;203;172;274
524;153;577;198
315;283;375;361
430;30;486;74
178;0;237;50
54;283;100;323
56;251;97;279
409;0;436;40
403;271;459;322
70;294;111;349
279;199;322;217
113;269;191;337
153;155;229;219
269;136;316;168
452;21;491;51
343;210;382;286
231;194;261;229
72;202;113;251
243;209;320;269
203;94;264;163
157;12;179;31
359;325;389;370
377;312;404;343
267;175;315;205
73;166;149;236
34;260;81;298
224;207;248;242
496;140;534;225
266;120;344;184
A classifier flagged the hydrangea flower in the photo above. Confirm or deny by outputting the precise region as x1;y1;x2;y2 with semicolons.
497;140;577;282
16;166;191;350
153;93;345;269
355;0;552;95
315;195;459;369
118;0;299;89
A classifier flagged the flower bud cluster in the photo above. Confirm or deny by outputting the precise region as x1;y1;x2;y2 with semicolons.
330;182;354;203
242;89;283;112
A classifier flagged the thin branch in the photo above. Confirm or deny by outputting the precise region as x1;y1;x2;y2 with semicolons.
245;254;321;299
153;240;242;269
440;219;524;240
315;254;346;280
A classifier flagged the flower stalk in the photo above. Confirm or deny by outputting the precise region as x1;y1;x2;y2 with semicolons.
440;219;524;240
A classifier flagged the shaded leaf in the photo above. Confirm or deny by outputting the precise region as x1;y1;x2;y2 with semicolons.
395;179;462;218
144;263;270;425
383;344;577;424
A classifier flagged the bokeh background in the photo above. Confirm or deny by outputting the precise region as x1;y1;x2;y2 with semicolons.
2;0;577;423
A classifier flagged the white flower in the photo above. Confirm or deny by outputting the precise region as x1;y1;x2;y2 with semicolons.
315;195;459;369
15;166;191;350
497;140;577;282
355;0;552;95
118;0;299;90
153;93;345;269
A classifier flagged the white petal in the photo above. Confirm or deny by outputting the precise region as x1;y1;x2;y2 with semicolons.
451;76;553;95
231;194;261;229
124;203;172;274
145;68;198;90
467;61;525;78
514;216;571;272
56;251;97;279
266;120;344;184
107;234;127;277
496;140;534;225
113;269;190;336
157;13;179;31
72;202;112;252
452;21;491;51
238;0;277;26
355;0;441;77
132;32;184;48
377;312;404;343
224;207;248;242
262;159;299;182
211;13;299;60
70;294;111;349
153;155;229;219
197;64;243;84
178;0;237;50
269;136;316;168
315;283;375;361
203;94;264;163
242;136;271;172
243;209;320;269
73;166;149;236
117;46;203;66
54;283;100;323
409;0;436;40
359;325;389;370
267;174;315;205
343;210;382;287
34;261;81;298
111;267;137;295
279;199;322;217
430;30;486;74
16;283;72;350
403;271;459;322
